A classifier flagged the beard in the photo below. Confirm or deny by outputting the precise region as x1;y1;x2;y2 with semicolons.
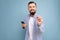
29;11;36;16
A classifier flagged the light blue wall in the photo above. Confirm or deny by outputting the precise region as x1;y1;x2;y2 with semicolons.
0;0;60;40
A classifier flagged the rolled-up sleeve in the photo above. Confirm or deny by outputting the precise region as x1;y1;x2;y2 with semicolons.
38;23;45;33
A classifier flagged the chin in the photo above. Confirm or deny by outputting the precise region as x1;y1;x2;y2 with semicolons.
30;12;36;15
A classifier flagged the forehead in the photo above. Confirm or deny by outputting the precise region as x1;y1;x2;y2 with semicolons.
28;3;36;6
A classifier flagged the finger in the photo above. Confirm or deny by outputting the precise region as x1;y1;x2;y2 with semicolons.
37;16;41;21
37;16;43;22
37;16;41;20
37;16;40;18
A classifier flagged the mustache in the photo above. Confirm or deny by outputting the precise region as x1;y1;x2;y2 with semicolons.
30;9;34;11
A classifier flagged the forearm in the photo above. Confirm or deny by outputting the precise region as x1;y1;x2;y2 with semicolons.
37;22;45;33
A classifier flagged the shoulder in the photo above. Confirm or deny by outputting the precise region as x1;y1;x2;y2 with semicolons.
25;14;29;18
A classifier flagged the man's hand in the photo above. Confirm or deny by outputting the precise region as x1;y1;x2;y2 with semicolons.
22;23;26;29
37;16;43;26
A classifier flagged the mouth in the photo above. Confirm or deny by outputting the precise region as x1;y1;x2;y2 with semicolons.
30;11;36;15
30;10;35;13
30;11;34;13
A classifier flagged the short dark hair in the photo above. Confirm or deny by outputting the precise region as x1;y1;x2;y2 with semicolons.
28;1;36;6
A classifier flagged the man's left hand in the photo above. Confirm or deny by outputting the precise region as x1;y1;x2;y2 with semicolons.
37;16;43;26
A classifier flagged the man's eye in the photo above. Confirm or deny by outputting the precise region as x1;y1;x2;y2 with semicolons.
33;6;35;8
29;6;31;8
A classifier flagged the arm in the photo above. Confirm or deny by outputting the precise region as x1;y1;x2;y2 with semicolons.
37;16;45;33
38;22;45;33
21;15;28;30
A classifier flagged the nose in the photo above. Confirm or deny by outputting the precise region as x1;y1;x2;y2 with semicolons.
31;7;34;10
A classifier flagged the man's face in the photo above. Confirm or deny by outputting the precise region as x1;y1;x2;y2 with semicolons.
28;3;37;15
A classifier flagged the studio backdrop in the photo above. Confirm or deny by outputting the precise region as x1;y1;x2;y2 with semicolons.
0;0;60;40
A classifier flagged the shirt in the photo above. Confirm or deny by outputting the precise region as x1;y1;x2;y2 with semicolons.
25;14;45;40
29;17;34;40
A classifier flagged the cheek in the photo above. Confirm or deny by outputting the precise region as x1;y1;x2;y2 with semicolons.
34;8;37;11
28;8;31;11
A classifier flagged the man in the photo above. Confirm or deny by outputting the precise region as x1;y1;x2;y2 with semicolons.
21;1;45;40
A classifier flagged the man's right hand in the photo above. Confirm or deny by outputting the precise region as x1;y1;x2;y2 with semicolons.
22;23;26;29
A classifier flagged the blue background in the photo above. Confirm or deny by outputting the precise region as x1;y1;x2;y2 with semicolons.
0;0;60;40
